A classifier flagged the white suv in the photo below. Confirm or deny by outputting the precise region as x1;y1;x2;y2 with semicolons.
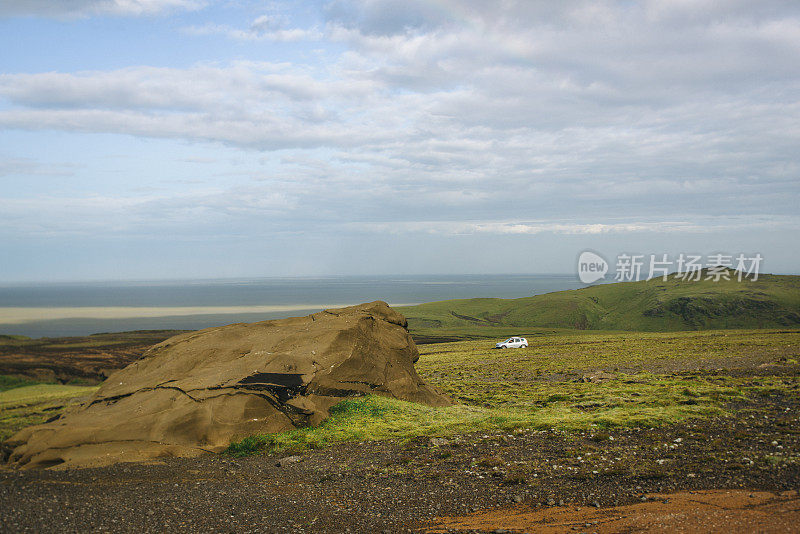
495;337;528;349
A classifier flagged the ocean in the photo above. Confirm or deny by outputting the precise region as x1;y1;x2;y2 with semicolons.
0;274;586;338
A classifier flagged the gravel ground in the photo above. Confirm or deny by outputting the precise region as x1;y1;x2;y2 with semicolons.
2;392;798;533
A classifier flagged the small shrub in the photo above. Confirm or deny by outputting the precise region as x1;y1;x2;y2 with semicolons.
477;455;504;467
590;431;611;442
502;467;526;485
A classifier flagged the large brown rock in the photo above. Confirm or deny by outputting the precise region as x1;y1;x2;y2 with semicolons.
4;301;451;469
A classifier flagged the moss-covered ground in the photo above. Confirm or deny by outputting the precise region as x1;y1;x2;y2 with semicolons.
0;382;99;441
226;328;800;456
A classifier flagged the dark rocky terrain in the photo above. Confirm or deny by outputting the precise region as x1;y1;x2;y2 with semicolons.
0;331;183;384
1;392;798;533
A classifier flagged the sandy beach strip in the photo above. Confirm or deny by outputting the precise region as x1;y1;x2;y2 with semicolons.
0;304;373;325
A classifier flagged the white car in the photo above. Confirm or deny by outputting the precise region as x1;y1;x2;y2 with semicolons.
495;337;528;349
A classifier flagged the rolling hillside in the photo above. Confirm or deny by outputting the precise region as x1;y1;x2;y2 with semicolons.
398;271;800;339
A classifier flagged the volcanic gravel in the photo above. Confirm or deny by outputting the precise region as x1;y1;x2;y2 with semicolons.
2;392;798;533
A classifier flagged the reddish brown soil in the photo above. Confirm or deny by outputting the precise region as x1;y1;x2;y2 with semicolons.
426;489;800;533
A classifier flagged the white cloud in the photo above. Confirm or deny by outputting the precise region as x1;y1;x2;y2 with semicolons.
0;63;368;109
0;157;78;177
347;220;700;236
1;1;799;242
0;185;295;238
344;217;799;236
184;23;323;42
0;0;205;18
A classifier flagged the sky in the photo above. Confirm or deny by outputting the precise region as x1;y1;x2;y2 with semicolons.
0;0;798;282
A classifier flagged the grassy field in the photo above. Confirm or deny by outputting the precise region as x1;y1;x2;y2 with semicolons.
2;325;798;459
0;375;40;393
226;328;800;456
0;382;99;442
398;272;800;339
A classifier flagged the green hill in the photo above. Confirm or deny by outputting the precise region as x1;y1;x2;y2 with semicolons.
398;271;800;339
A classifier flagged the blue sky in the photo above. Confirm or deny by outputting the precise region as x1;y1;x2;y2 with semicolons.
1;0;798;281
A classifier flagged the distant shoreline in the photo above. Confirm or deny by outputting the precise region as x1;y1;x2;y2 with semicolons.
0;303;422;325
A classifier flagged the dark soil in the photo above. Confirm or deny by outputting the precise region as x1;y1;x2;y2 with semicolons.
0;331;184;384
0;330;470;382
2;393;798;533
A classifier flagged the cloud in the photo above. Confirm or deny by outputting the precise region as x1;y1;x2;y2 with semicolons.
0;184;296;238
1;0;799;242
182;7;323;42
342;217;800;236
0;157;78;177
0;63;367;109
184;22;323;42
349;220;708;236
325;0;457;36
0;0;205;18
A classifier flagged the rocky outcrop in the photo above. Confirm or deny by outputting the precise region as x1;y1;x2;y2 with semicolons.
4;302;451;469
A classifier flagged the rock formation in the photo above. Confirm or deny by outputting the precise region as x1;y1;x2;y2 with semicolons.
4;301;451;469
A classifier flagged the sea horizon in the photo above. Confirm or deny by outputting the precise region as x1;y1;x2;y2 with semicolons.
0;274;586;338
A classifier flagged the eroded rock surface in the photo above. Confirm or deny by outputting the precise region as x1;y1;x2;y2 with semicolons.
4;301;451;469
